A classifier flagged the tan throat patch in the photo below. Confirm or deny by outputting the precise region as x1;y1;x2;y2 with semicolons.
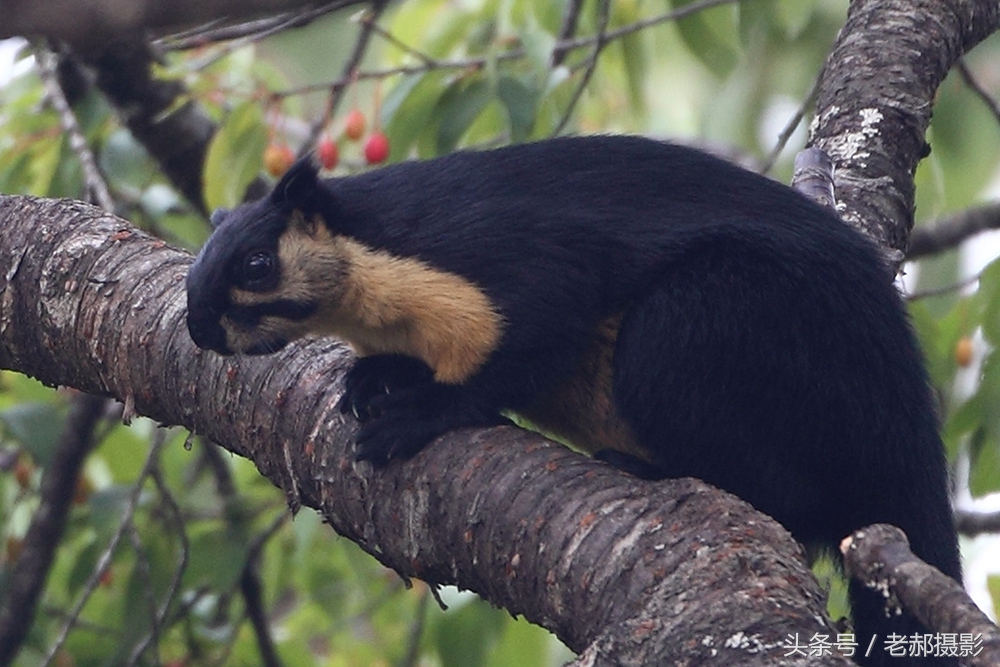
230;213;504;384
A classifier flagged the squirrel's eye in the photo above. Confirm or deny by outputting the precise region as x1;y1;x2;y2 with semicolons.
242;251;276;285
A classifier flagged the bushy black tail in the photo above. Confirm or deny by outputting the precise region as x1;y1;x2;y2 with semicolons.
610;236;960;666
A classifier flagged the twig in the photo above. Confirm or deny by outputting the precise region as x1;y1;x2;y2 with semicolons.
156;1;359;52
271;0;744;103
761;75;821;175
397;587;431;667
0;393;107;667
551;0;584;67
368;20;438;66
552;0;613;136
905;272;981;301
35;44;114;212
124;520;162;666
957;58;1000;127
559;0;743;52
201;440;286;667
299;2;389;159
955;507;1000;537
41;431;167;667
185;3;357;72
124;433;190;667
907;201;1000;259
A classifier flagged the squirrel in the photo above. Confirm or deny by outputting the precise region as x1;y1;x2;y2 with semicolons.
186;135;960;666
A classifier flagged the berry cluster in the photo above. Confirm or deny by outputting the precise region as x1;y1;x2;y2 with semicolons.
264;108;390;177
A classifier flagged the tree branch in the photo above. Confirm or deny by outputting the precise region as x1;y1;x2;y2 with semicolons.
0;393;107;666
0;0;366;51
842;524;1000;666
906;202;1000;259
808;0;1000;266
0;195;849;665
955;507;1000;537
78;37;218;214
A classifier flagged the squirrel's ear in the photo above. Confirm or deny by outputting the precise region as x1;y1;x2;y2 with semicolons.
272;157;320;209
209;208;230;229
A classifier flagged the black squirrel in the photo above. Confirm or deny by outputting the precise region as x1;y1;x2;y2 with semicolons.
186;135;960;666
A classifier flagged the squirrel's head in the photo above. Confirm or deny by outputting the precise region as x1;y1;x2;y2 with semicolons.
185;158;339;355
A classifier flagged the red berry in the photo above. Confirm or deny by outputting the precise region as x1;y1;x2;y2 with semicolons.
364;132;390;165
318;136;339;170
263;144;294;177
345;109;366;142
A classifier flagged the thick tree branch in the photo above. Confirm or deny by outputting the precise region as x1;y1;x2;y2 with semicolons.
808;0;1000;265
78;37;218;215
0;0;366;51
0;196;850;665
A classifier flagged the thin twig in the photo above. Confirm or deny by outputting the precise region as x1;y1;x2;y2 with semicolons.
552;0;613;136
254;0;746;104
560;0;743;51
397;587;431;667
905;272;981;301
551;0;584;67
156;1;359;52
299;2;389;159
957;58;1000;126
35;44;114;212
201;440;287;667
124;520;162;666
124;433;191;667
41;434;167;667
761;74;821;175
368;20;438;65
185;3;355;72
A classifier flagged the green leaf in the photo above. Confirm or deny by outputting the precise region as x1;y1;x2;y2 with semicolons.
969;427;1000;496
989;574;1000;621
88;485;133;539
184;524;250;591
669;0;740;79
977;258;1000;345
66;534;101;595
434;76;493;155
203;101;268;211
436;599;506;667
99;128;157;194
28;136;63;196
384;72;449;160
497;75;540;142
0;401;65;466
771;0;816;39
485;616;554;667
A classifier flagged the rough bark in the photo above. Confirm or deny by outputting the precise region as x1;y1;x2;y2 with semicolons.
0;0;354;50
808;0;1000;266
842;525;1000;667
0;195;850;665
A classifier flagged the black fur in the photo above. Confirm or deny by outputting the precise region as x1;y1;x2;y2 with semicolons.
187;136;960;665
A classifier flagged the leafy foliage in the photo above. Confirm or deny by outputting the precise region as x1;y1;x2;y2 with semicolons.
1;0;1000;664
